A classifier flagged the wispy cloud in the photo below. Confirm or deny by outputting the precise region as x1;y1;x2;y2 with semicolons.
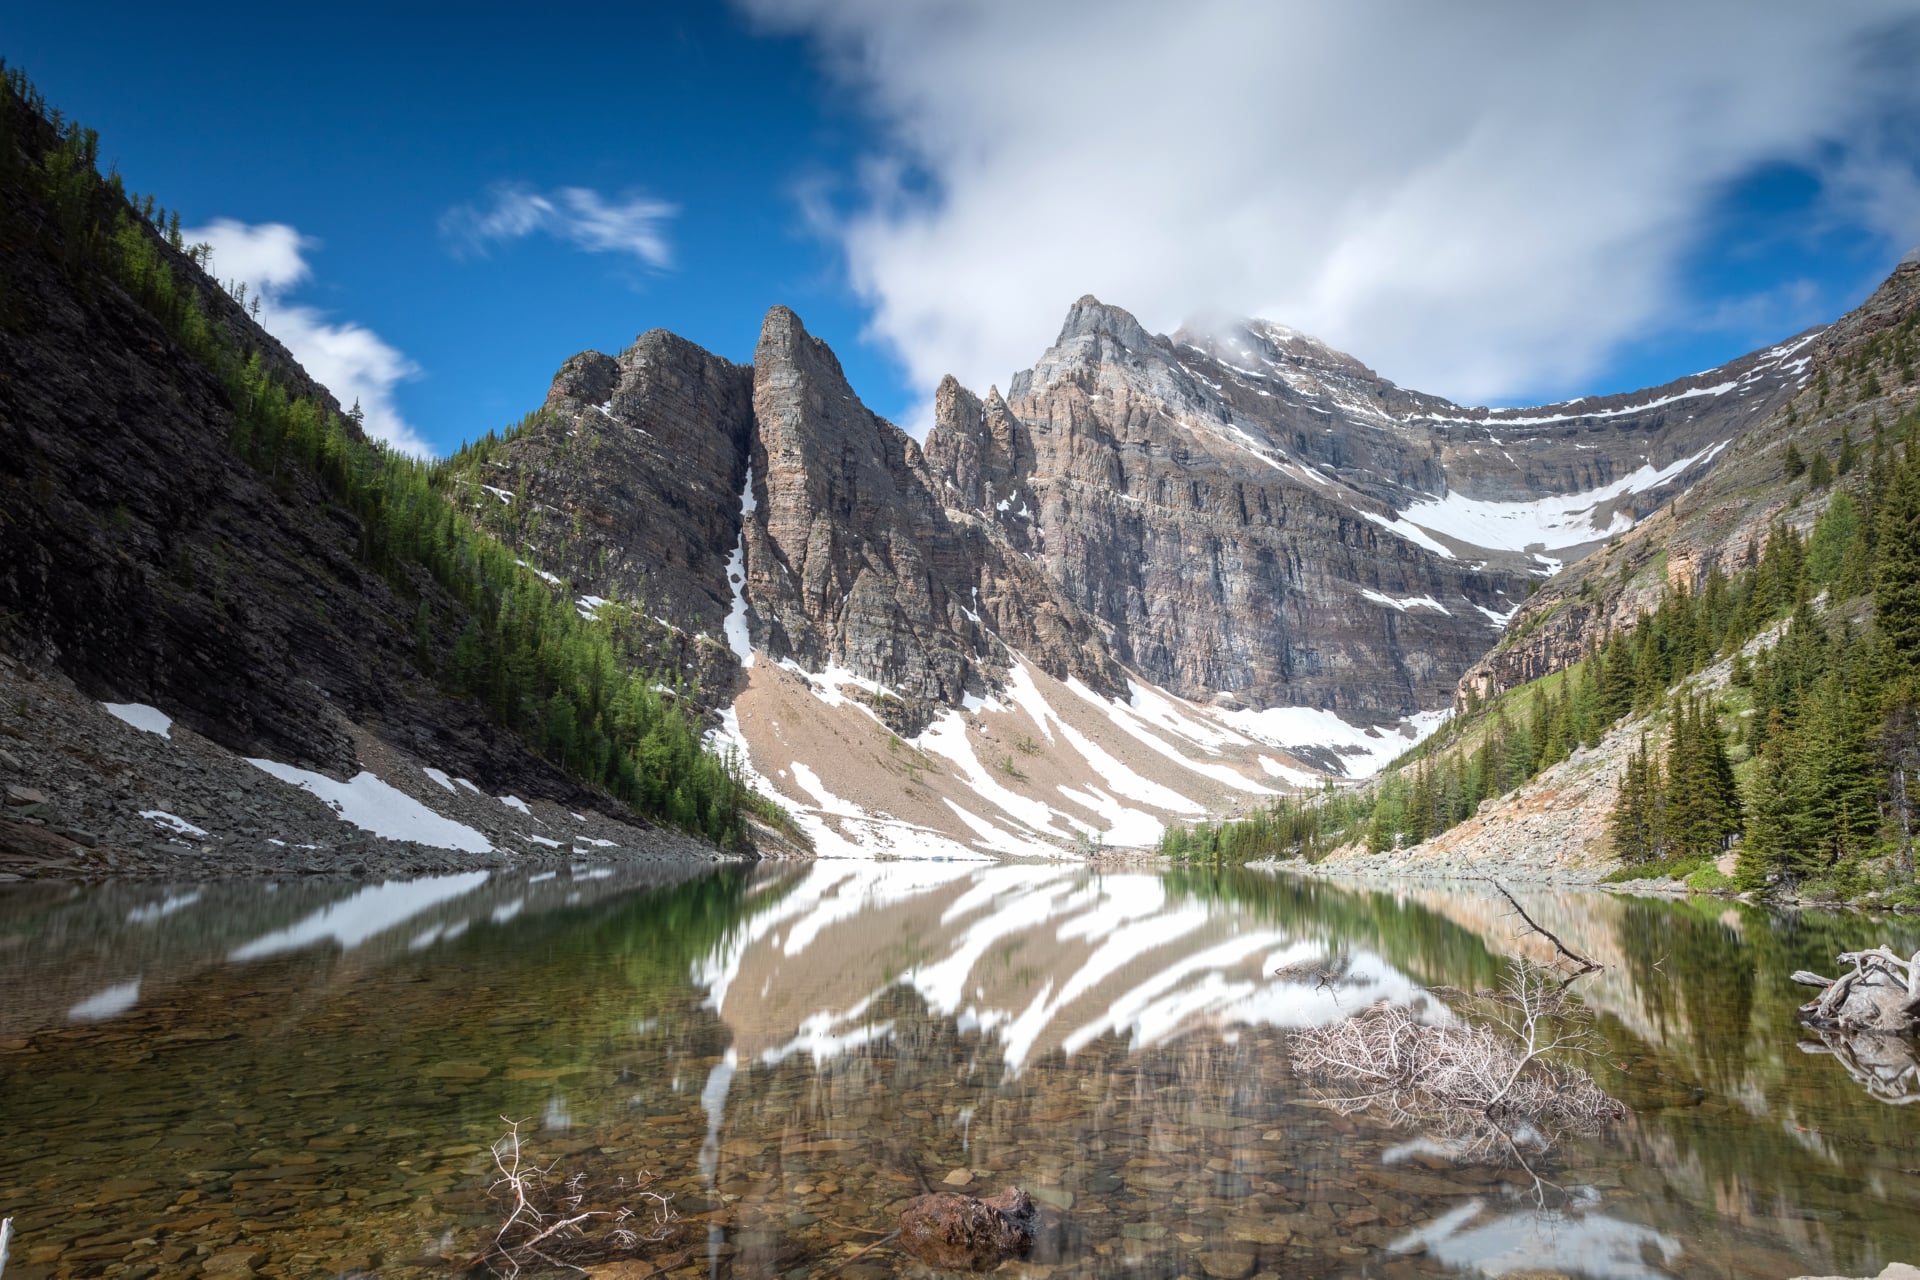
743;0;1920;411
185;219;430;458
440;184;676;267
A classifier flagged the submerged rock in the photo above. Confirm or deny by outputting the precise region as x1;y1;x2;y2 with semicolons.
896;1186;1037;1271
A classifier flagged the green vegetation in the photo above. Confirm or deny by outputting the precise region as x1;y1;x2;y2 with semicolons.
0;64;784;848
1168;382;1920;901
1159;787;1370;862
1606;695;1741;865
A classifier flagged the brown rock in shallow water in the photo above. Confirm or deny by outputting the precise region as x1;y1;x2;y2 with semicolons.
897;1186;1037;1271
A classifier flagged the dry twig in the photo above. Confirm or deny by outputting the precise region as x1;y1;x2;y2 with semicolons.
475;1119;680;1278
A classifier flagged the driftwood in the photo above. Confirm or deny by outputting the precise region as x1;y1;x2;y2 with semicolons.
1792;946;1920;1035
1292;961;1624;1210
1799;1029;1920;1105
464;1121;681;1278
1792;946;1920;1105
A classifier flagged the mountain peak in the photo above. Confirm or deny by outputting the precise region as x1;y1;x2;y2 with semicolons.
1054;295;1155;350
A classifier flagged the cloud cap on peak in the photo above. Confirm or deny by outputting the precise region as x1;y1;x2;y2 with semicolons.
745;0;1920;413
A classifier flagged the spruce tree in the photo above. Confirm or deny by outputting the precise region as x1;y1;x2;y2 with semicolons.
1875;447;1920;664
1810;450;1834;488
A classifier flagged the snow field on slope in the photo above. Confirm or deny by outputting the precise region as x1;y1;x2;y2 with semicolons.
244;759;494;853
1389;440;1727;554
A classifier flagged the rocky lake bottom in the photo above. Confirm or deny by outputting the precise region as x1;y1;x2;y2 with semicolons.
0;861;1916;1280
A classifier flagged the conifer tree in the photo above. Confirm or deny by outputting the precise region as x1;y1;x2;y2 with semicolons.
1875;447;1920;664
1809;450;1833;488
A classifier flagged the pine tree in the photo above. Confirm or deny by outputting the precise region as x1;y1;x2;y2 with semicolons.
1875;447;1920;664
1608;734;1659;862
1785;442;1806;480
1809;450;1834;488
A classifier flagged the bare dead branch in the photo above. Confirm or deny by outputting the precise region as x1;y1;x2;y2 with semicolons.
472;1120;681;1278
1490;881;1601;974
1291;961;1624;1189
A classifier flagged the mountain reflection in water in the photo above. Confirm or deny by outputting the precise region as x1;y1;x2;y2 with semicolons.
0;862;1914;1280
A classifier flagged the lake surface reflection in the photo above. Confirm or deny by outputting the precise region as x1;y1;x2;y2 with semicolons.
0;862;1916;1279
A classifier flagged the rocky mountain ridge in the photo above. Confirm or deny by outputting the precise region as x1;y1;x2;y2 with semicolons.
450;275;1838;857
1457;252;1920;707
0;79;767;876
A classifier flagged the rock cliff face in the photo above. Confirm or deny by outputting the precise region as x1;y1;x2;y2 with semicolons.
449;331;755;699
452;263;1865;856
1457;254;1920;707
920;296;1812;719
476;291;1818;749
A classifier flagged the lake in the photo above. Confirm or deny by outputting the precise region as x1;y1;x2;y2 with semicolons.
0;862;1915;1279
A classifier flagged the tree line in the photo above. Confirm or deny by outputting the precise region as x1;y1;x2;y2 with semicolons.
1168;351;1920;904
0;64;782;849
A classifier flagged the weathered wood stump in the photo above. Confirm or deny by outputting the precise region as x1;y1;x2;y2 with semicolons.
1791;946;1920;1035
896;1187;1037;1271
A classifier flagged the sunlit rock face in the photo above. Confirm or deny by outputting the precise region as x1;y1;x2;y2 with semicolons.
926;297;1811;719
494;295;1805;731
467;295;1810;852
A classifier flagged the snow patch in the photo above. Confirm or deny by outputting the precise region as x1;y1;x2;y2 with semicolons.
246;759;494;852
104;702;173;738
1210;706;1451;779
140;810;206;837
515;559;563;586
1389;440;1727;555
422;767;457;792
1360;589;1452;615
1360;510;1458;559
69;979;141;1022
723;464;757;666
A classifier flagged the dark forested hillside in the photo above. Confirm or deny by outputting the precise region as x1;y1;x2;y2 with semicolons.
0;66;778;851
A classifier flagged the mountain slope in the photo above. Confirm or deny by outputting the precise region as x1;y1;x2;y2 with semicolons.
1461;252;1919;704
0;73;766;874
456;279;1835;859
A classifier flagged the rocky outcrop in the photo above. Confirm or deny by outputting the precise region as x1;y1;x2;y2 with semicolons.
1458;253;1920;706
743;305;985;707
474;306;1127;733
0;88;718;857
449;331;755;699
476;284;1831;752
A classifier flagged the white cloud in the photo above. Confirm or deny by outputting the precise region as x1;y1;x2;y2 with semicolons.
441;184;675;268
742;0;1920;414
185;219;430;458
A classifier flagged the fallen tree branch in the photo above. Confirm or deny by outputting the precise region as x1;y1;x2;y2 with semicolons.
1491;881;1600;974
1291;961;1625;1154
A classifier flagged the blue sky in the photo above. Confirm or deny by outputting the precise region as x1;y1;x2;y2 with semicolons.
7;2;1920;455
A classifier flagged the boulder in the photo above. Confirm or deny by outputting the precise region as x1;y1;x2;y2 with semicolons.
897;1186;1037;1271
